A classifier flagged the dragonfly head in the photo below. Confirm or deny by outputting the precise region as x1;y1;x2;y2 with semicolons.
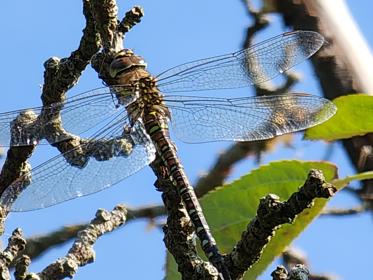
109;49;147;78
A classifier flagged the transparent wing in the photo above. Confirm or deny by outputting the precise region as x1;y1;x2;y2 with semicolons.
0;120;156;212
164;94;336;143
0;87;135;147
0;107;43;146
156;31;324;93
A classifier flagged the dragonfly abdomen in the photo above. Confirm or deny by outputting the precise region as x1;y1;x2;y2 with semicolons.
109;50;231;278
142;109;229;269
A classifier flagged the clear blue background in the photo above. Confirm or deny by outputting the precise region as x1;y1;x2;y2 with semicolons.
0;1;372;279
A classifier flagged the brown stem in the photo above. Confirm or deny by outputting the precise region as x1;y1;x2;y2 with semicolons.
226;170;336;279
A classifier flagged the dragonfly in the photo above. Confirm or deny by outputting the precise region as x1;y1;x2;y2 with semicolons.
0;30;335;278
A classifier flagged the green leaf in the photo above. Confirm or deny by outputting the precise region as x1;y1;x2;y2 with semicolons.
165;252;180;280
165;160;338;279
305;94;373;141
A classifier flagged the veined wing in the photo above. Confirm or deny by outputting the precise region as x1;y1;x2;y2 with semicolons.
156;31;324;93
164;94;336;143
0;119;156;212
0;87;136;147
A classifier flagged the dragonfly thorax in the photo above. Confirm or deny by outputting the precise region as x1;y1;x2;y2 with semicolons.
108;49;168;125
125;76;169;125
109;49;147;79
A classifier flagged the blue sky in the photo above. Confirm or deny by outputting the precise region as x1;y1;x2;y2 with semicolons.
0;1;372;279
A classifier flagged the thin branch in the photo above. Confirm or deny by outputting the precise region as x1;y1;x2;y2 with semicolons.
282;248;336;280
321;206;366;216
0;229;26;280
118;6;144;37
288;264;309;280
271;265;288;280
157;177;219;279
15;205;127;280
19;204;166;262
241;0;270;49
225;169;337;279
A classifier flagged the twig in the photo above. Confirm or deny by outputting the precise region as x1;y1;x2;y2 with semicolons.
321;206;366;216
282;248;336;280
0;228;26;280
288;264;309;280
271;265;288;280
118;6;144;37
241;0;270;49
19;204;166;262
14;205;127;280
225;169;337;279
158;177;219;279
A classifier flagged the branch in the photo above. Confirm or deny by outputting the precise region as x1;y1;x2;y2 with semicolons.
271;265;288;280
14;205;127;280
225;169;337;279
321;206;366;216
241;0;270;49
282;248;336;280
0;229;26;280
19;204;166;262
157;177;219;279
271;264;312;280
117;6;144;37
90;3;145;80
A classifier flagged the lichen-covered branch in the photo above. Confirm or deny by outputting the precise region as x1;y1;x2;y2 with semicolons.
17;204;165;262
225;170;337;279
118;6;144;38
0;229;26;280
271;265;288;280
14;205;127;280
90;0;118;50
271;264;311;280
281;248;336;280
156;177;219;280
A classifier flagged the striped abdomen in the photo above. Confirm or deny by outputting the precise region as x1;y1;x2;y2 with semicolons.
142;109;223;261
